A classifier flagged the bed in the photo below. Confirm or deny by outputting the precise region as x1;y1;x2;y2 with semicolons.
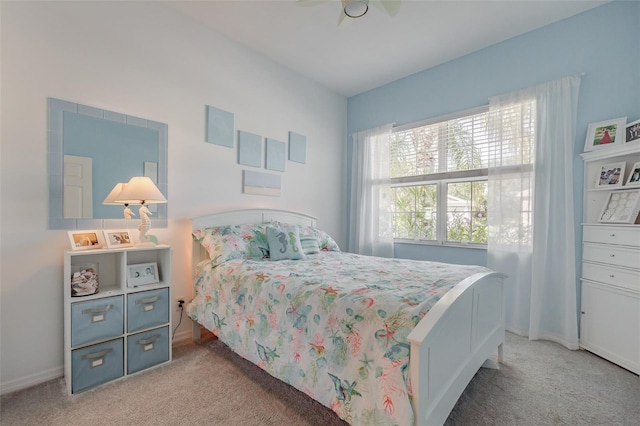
187;209;506;426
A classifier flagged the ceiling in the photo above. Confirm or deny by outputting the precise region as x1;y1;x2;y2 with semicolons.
168;0;609;98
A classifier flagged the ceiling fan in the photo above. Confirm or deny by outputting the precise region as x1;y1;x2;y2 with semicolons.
297;0;401;26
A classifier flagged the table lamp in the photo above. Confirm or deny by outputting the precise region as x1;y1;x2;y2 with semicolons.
102;183;136;223
114;176;167;246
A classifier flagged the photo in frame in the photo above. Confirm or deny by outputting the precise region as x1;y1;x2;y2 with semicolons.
626;162;640;187
127;262;159;287
584;117;627;152
595;162;625;188
103;230;134;248
626;119;640;144
598;189;640;223
68;230;104;251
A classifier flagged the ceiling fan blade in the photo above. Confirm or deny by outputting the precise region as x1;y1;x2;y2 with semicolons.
373;0;401;16
338;9;348;26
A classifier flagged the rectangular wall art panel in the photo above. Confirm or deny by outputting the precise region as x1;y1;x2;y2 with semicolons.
288;131;306;164
265;138;286;172
238;130;262;167
206;105;234;147
243;170;281;197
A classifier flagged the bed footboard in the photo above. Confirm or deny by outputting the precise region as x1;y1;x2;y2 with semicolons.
407;271;506;426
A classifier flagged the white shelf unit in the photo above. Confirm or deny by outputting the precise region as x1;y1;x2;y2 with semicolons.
64;245;172;394
580;142;640;375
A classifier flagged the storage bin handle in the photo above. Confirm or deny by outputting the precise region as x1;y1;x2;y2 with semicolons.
136;295;160;305
82;304;113;314
137;334;160;345
82;348;113;360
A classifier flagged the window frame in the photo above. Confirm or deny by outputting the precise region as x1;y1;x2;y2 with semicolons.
390;105;490;249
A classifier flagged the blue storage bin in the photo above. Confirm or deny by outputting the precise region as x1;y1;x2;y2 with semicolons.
127;288;169;333
71;338;124;393
71;296;123;347
127;326;169;374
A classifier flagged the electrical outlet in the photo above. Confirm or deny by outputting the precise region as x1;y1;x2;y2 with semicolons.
175;297;185;311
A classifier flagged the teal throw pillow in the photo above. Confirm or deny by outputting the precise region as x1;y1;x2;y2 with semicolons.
266;226;305;261
300;236;320;255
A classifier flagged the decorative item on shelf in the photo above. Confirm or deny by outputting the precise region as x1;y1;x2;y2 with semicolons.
127;262;159;287
595;162;626;188
114;177;167;247
71;263;99;297
626;119;640;144
67;230;104;251
103;182;136;225
598;189;640;224
103;230;134;249
584;117;627;152
626;162;640;187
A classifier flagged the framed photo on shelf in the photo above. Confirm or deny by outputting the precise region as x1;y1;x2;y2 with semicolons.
626;162;640;187
598;189;640;224
584;117;627;152
68;230;104;251
595;162;625;188
103;230;134;249
626;119;640;144
127;262;159;287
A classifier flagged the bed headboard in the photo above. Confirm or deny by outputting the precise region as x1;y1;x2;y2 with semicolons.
190;208;318;267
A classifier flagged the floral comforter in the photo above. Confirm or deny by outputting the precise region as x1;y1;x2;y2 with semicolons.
187;251;490;425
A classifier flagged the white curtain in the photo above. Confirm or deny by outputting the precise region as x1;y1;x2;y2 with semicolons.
348;124;394;257
488;75;581;350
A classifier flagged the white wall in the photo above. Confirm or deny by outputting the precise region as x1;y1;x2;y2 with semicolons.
0;1;347;393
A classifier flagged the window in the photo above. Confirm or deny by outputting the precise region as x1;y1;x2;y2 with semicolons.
389;107;491;246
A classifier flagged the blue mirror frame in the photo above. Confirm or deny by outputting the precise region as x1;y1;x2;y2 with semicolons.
48;98;168;230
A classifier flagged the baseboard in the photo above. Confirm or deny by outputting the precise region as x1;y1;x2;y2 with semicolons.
2;331;194;396
0;366;63;396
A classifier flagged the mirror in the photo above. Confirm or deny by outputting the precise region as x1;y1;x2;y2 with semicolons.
48;98;168;230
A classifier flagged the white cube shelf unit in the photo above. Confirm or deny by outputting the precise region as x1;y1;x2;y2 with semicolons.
64;244;172;394
580;142;640;375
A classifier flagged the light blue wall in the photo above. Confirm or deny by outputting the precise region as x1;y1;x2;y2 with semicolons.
347;0;640;267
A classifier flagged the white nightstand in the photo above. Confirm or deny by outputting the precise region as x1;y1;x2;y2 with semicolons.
63;244;172;394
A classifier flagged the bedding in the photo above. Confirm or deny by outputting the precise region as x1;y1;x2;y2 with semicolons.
188;244;490;425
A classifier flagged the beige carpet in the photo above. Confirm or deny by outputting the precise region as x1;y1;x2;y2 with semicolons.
1;332;638;425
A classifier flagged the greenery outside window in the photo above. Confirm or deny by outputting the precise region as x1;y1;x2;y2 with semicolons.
389;106;490;246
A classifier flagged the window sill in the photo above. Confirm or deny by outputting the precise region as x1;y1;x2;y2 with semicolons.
394;239;487;250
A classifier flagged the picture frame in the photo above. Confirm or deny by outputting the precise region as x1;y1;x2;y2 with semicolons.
127;262;159;287
265;138;286;172
598;189;640;224
68;230;104;251
206;105;234;148
625;119;640;144
595;162;625;188
103;230;134;249
584;117;627;152
238;130;262;168
626;161;640;187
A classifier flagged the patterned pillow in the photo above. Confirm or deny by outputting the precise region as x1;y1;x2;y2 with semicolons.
193;224;270;264
266;226;305;261
316;229;341;252
300;236;320;255
269;221;341;252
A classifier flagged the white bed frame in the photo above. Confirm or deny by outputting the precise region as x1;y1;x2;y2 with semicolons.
190;209;506;426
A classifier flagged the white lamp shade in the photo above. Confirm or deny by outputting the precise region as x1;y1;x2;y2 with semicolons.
114;176;167;204
102;183;127;205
